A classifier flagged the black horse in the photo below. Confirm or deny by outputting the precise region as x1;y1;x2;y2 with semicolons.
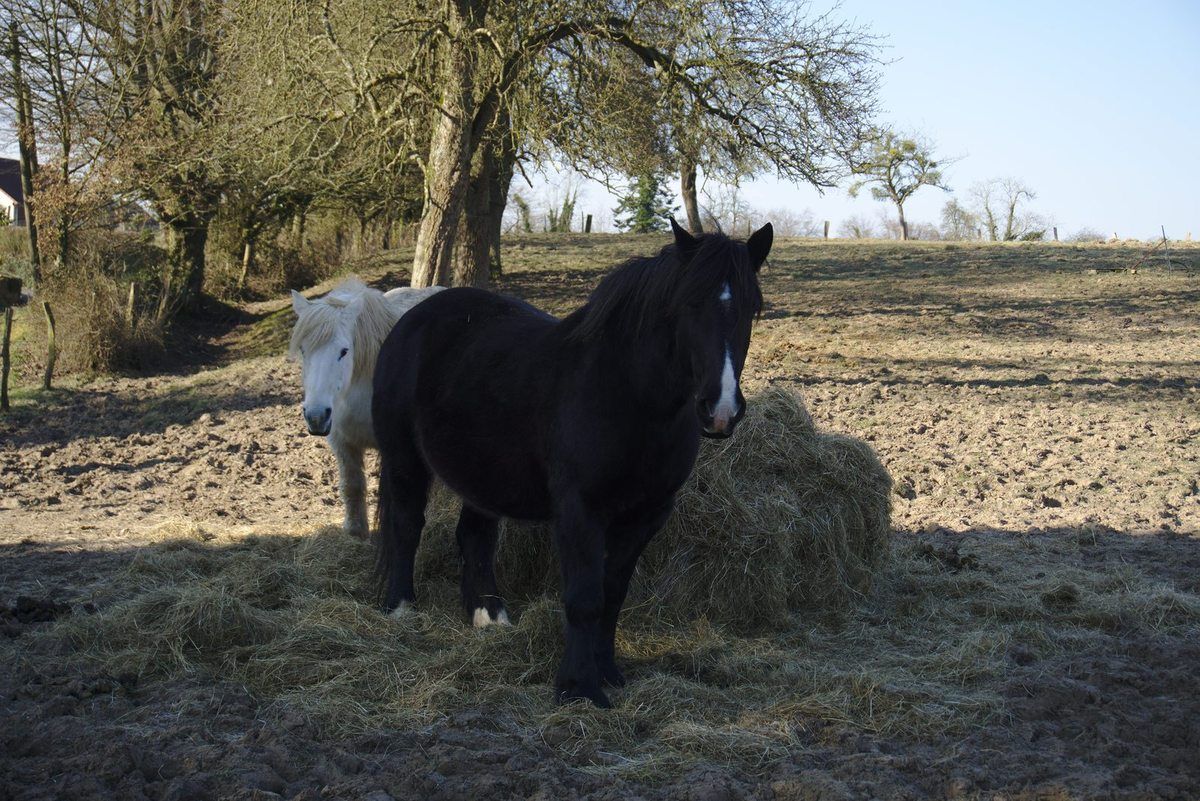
372;220;772;707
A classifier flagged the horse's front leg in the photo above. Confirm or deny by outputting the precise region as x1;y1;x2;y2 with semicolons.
596;499;675;688
331;437;368;539
554;494;610;708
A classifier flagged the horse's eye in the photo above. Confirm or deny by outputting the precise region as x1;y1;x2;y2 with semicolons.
338;348;349;361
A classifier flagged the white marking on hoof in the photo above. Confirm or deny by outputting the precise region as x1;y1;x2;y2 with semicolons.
473;607;511;628
389;600;414;619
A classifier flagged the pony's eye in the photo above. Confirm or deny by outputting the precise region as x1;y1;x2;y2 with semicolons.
338;348;349;361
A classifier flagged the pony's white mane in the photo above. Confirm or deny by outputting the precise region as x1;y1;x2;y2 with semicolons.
289;277;399;381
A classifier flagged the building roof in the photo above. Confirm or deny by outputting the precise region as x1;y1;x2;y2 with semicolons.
0;158;24;207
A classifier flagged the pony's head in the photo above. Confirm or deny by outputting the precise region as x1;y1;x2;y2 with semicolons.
288;278;397;436
669;219;772;438
571;219;772;438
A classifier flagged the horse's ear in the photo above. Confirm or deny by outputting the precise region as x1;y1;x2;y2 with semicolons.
291;290;310;316
670;217;699;259
747;222;773;271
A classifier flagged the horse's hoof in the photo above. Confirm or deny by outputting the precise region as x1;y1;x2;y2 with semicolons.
598;659;626;688
555;683;611;709
472;607;511;628
388;599;415;619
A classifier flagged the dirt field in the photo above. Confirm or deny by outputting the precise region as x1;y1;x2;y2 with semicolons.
2;237;1198;800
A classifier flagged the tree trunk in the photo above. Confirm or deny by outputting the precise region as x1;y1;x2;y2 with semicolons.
41;300;56;390
452;148;496;288
487;141;515;278
10;23;41;282
238;232;256;293
680;154;703;234
1;307;12;412
411;27;479;288
450;130;518;288
897;203;909;241
163;217;210;312
291;201;308;246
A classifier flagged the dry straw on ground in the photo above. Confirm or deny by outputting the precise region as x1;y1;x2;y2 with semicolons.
49;387;1200;775
419;386;894;631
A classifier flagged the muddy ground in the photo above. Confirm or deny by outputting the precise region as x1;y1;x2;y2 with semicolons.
2;237;1198;800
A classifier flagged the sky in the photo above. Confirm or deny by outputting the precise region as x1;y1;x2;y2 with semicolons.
544;0;1200;239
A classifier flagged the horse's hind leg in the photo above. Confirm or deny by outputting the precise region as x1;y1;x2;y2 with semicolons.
454;506;509;627
332;438;368;539
376;442;430;616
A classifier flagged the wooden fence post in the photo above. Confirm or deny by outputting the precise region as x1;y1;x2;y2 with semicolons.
42;301;56;390
823;220;830;239
1053;227;1058;241
1;306;13;412
584;214;593;234
125;282;137;337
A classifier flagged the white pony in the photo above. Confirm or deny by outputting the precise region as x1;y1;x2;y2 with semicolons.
289;277;444;538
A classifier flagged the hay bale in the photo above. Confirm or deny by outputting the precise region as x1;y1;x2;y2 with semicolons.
422;386;892;631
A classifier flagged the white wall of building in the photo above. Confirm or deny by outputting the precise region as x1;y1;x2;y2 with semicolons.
0;190;16;224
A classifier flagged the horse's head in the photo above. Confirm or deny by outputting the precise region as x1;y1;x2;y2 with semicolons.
290;290;364;436
671;219;772;439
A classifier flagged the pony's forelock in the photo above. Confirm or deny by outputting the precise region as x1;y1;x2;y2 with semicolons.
289;278;400;380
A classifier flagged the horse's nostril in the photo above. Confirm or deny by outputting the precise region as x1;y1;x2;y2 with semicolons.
322;408;332;421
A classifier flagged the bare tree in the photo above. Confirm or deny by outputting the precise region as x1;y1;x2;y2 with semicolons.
253;0;880;287
969;178;1048;241
940;198;979;241
53;0;232;310
839;213;880;239
542;3;880;242
763;206;821;238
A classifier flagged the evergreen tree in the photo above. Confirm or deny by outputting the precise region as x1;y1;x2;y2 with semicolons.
613;173;678;233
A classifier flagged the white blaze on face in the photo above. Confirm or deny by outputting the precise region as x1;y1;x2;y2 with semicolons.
714;347;738;427
712;283;738;427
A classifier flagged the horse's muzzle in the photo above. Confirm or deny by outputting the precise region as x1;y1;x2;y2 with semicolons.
697;396;744;438
304;407;332;436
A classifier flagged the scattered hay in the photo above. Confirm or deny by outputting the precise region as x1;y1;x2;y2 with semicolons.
48;389;1200;776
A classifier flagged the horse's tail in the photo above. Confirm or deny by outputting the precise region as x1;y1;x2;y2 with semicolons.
373;452;398;609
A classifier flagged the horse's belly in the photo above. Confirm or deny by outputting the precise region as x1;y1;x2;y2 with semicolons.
420;429;553;520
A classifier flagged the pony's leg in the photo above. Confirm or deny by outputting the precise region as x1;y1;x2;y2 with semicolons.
454;506;509;627
596;501;675;688
376;443;431;617
553;494;610;708
332;439;368;539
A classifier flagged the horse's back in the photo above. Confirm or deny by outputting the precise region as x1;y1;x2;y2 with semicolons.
383;285;445;316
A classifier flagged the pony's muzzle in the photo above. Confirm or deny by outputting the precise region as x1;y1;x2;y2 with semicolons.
304;406;332;436
697;395;745;439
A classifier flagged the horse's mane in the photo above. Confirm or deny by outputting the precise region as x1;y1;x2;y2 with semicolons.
289;277;400;381
567;232;762;342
